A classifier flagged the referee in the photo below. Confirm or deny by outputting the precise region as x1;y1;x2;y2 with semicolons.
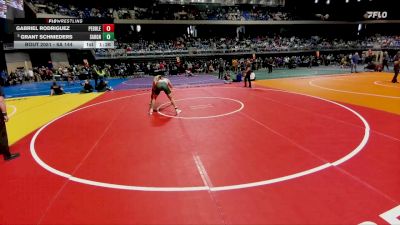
0;85;20;161
392;51;400;83
244;66;252;88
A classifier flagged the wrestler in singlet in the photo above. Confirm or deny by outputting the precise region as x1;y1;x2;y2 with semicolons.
152;77;171;96
149;75;181;115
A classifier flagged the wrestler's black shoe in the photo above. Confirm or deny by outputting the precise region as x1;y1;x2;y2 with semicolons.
4;153;20;161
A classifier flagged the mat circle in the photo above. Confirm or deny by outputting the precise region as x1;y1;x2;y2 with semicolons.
156;97;244;119
30;87;370;192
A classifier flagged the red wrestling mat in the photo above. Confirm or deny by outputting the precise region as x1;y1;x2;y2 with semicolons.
1;87;399;225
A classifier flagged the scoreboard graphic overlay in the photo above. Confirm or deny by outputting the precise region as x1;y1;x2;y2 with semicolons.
13;19;115;49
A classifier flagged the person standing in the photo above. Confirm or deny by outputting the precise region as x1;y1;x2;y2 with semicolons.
92;65;99;87
0;70;7;86
382;51;390;71
392;52;400;83
244;66;252;88
218;59;224;80
266;57;273;73
0;85;20;161
351;52;360;73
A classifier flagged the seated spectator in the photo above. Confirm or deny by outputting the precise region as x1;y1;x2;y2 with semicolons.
80;79;94;93
364;62;382;72
50;81;65;96
185;69;194;77
95;80;113;92
224;72;233;84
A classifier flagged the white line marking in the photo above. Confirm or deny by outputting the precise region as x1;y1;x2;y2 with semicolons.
30;87;370;192
210;87;370;192
6;105;17;118
211;163;332;191
309;79;400;99
330;102;370;166
193;153;229;224
373;81;400;89
157;97;244;120
29;92;208;192
193;154;213;189
122;77;220;86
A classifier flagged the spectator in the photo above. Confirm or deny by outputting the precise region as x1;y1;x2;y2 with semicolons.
95;80;113;92
224;71;233;84
80;80;94;93
50;81;65;96
351;52;360;73
392;51;400;83
0;84;20;161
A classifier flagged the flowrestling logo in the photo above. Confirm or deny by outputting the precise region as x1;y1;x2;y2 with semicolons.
364;11;388;19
